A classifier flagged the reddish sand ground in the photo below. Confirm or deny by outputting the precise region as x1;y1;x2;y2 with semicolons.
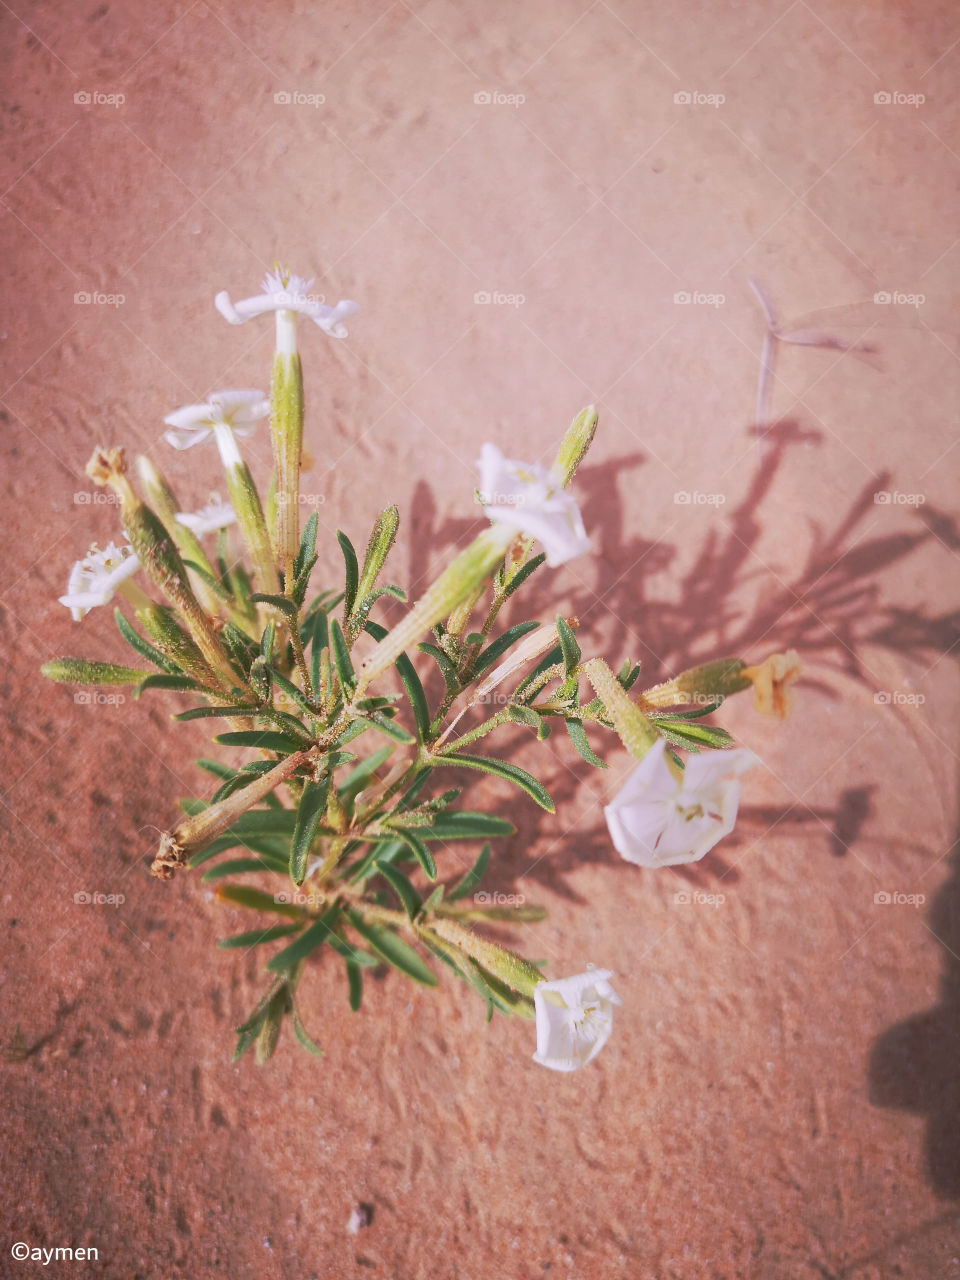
2;1;960;1277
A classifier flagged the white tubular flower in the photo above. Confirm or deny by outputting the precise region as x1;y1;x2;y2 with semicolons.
174;498;236;536
604;739;760;868
59;541;141;621
162;390;268;454
478;443;590;568
533;968;621;1073
214;269;358;345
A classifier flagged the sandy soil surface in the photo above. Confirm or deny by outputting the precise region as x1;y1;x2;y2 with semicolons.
2;1;960;1276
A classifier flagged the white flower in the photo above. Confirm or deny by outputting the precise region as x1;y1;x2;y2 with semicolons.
163;389;268;455
604;738;759;868
59;541;140;621
477;442;590;567
214;269;358;340
533;967;621;1072
175;498;236;536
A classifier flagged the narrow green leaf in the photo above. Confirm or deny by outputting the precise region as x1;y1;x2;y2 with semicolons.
293;512;319;581
114;608;179;672
447;842;490;901
356;505;399;603
390;826;438;879
565;717;607;768
346;960;363;1010
337;530;359;619
556;616;581;676
503;552;546;598
346;913;437;986
137;673;202;694
365;710;415;745
217;924;303;949
395;652;430;742
292;1006;323;1056
339;745;394;799
473;621;540;677
329;618;355;694
306;609;328;692
290;777;330;886
377;861;422;919
250;592;298;617
215;884;303;918
432;752;554;812
266;907;339;972
175;704;255;722
417;641;460;696
215;729;303;752
419;811;514;841
202;857;286;882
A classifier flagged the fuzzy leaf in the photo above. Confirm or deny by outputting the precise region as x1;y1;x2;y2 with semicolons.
432;752;554;812
290;777;330;886
346;913;437;986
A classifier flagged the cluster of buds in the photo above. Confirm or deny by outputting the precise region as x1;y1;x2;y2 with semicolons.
44;267;800;1071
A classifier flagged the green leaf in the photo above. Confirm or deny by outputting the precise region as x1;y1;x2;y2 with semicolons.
268;667;315;718
215;884;303;918
339;746;394;800
137;673;202;694
417;641;460;696
420;811;515;841
390;827;438;879
260;620;276;661
292;1006;323;1056
651;721;735;752
306;609;328;693
432;752;554;812
447;842;490;901
473;621;540;677
114;608;179;672
515;643;563;698
617;659;642;691
422;884;445;912
503;552;546;598
346;913;437;986
395;652;430;742
329;618;355;694
356;505;399;604
346;960;363;1011
376;862;422;919
266;907;339;972
556;616;581;676
175;704;256;722
290;777;330;886
565;717;607;767
217;924;303;949
196;757;236;780
250;592;298;617
293;512;319;582
505;704;545;736
42;658;153;687
181;558;231;601
337;530;359;619
202;856;287;881
215;729;304;753
365;710;415;745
